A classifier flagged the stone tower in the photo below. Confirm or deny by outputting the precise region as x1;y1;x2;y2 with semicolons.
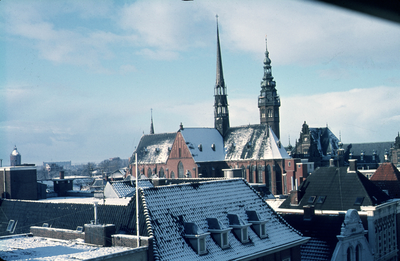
258;37;280;139
214;16;230;137
10;146;21;166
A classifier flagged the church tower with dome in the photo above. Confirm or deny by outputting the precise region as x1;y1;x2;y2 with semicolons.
10;146;21;166
258;37;280;139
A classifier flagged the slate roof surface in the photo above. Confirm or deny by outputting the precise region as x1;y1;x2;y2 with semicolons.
140;179;307;260
180;128;225;162
309;127;339;158
0;199;148;237
370;162;400;198
342;141;393;163
110;180;154;198
224;125;289;161
131;132;177;164
279;166;391;211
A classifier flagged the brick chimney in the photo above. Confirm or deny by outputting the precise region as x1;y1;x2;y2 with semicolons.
59;171;65;179
349;159;357;171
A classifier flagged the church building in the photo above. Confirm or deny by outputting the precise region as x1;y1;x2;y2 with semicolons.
127;19;290;195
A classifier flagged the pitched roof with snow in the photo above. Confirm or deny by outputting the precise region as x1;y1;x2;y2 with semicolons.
370;162;400;198
180;128;225;162
106;180;154;198
309;127;339;159
141;179;307;260
131;133;177;164
224;125;289;161
279;166;391;211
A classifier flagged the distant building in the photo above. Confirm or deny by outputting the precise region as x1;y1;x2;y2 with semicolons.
291;121;340;167
370;162;400;198
128;21;289;195
10;146;21;167
43;161;72;169
0;166;40;200
391;132;400;167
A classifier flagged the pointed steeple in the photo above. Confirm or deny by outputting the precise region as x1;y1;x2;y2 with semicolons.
258;36;280;139
150;109;154;135
214;15;230;137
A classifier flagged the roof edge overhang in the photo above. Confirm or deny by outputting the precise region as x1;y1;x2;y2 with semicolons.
232;237;310;261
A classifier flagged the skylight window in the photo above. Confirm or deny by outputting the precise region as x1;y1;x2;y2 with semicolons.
354;197;364;206
307;196;316;204
316;196;326;204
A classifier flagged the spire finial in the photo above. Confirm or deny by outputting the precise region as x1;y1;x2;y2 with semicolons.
150;108;154;135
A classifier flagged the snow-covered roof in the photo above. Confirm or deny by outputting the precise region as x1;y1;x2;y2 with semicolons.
105;180;154;198
141;179;307;260
309;127;339;159
0;236;135;260
132;132;176;164
224;125;290;161
180;128;225;162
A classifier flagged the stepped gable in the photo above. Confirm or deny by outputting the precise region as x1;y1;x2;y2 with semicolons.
0;197;148;237
140;179;306;260
224;125;289;161
279;166;390;211
180;128;225;162
130;132;176;164
370;162;400;198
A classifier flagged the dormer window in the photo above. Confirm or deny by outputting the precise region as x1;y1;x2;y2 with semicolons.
198;144;202;152
246;210;268;239
227;214;251;244
155;148;160;153
184;222;210;255
211;144;215;151
206;218;232;249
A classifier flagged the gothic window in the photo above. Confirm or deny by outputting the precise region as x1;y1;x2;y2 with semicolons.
179;148;182;158
147;167;152;178
356;244;361;261
261;108;265;118
249;165;253;183
266;165;271;192
170;171;175;179
159;168;165;178
347;247;353;261
268;109;273;118
256;166;263;183
241;165;246;179
178;161;184;178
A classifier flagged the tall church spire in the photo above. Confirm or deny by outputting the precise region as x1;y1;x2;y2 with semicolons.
258;36;280;139
214;15;230;137
150;108;154;135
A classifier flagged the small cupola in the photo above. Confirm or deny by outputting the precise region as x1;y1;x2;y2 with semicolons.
246;210;268;239
227;214;251;244
184;222;210;255
206;218;232;249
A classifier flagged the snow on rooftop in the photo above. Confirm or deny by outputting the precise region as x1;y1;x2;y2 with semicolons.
38;196;131;206
0;235;133;261
180;128;225;162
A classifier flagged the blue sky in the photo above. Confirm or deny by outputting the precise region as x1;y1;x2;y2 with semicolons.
1;0;400;166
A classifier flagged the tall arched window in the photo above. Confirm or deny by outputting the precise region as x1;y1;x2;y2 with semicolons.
170;171;175;179
347;246;353;261
356;244;361;261
266;165;271;192
249;165;253;183
159;168;165;178
241;165;246;179
268;109;273;117
178;162;184;178
147;167;152;178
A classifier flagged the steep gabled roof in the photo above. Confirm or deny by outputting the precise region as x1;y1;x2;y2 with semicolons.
224;125;289;161
180;128;225;163
279;166;390;211
309;127;339;159
131;132;177;164
141;179;307;260
370;162;400;198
